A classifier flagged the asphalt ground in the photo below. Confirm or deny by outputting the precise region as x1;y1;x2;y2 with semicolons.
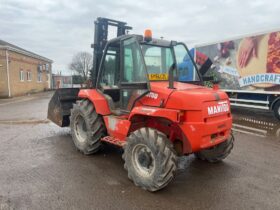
0;91;279;210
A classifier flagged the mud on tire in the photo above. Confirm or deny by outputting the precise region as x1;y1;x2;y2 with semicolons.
70;99;106;155
195;133;234;163
123;128;177;192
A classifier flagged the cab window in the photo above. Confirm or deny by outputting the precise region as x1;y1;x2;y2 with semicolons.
174;44;199;82
121;38;149;111
141;45;174;80
100;44;120;88
123;38;147;83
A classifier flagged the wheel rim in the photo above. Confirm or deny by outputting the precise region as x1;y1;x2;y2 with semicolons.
132;144;155;177
74;115;87;143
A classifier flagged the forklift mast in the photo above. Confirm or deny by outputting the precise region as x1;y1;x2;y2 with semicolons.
91;17;132;87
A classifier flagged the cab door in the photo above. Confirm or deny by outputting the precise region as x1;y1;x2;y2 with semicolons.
120;37;150;111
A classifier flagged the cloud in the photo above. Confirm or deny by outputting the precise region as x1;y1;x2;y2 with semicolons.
0;0;280;73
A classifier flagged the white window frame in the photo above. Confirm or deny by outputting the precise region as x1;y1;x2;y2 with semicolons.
27;71;32;81
46;63;49;71
19;70;24;81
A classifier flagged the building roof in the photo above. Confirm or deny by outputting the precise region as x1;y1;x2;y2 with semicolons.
0;39;52;63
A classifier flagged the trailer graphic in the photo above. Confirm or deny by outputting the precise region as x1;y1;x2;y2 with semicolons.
194;30;280;120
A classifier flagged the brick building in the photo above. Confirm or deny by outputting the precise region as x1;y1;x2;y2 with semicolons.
52;74;73;89
0;40;52;98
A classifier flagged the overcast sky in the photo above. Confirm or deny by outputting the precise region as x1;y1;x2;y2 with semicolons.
0;0;280;74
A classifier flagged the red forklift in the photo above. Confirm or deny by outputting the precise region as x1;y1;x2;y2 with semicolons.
48;17;234;191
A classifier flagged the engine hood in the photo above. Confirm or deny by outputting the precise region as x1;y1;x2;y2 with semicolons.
150;81;205;91
140;82;229;112
165;85;228;111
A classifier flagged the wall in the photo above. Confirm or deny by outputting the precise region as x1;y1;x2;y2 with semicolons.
0;49;8;97
0;49;52;97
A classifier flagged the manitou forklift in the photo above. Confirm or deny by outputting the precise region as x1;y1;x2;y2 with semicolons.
48;17;234;191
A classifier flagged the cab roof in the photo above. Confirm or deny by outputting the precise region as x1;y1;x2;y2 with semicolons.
107;34;173;48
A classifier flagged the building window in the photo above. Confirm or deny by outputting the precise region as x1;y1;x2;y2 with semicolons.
19;70;24;81
46;63;49;71
37;71;42;82
38;64;42;72
27;71;32;81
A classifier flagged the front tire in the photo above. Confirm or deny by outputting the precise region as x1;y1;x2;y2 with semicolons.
195;134;234;163
70;99;106;155
123;128;177;192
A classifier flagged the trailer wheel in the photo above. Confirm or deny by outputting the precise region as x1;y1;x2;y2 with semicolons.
123;128;177;192
273;100;280;120
195;133;234;163
70;99;106;155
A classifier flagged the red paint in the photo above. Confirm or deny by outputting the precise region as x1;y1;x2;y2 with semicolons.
77;81;232;155
129;106;180;123
78;89;111;115
178;115;232;153
212;84;219;90
103;115;131;141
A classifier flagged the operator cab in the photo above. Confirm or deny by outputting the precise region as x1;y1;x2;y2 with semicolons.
97;30;201;115
97;35;149;114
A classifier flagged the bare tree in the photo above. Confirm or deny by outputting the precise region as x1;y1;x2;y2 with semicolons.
69;52;92;82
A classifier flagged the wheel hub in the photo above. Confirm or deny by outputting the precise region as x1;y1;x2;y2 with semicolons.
138;151;152;169
132;144;155;177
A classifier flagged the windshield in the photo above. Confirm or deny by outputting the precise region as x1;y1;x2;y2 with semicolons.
141;45;173;80
141;44;200;82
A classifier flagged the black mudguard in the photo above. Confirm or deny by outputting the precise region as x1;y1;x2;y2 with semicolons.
47;88;80;127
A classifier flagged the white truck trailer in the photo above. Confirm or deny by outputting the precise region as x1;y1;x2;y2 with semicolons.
194;29;280;120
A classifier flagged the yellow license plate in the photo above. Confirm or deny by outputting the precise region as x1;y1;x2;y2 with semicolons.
148;73;168;81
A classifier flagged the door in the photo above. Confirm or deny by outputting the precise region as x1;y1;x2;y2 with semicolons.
98;41;121;111
120;37;150;111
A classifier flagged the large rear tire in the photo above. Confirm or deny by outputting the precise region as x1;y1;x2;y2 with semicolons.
123;128;177;192
195;134;234;163
273;100;280;121
70;99;106;155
